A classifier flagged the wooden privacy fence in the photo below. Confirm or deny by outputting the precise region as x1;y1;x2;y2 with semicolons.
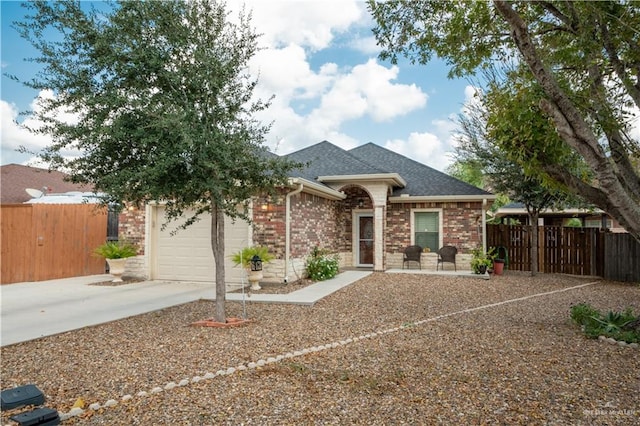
487;225;603;275
603;233;640;282
487;225;639;282
1;204;108;284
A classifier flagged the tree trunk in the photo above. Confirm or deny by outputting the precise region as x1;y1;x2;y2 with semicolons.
493;0;640;244
529;211;539;276
211;200;226;323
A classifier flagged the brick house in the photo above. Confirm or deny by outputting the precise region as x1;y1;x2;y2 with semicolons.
124;141;495;287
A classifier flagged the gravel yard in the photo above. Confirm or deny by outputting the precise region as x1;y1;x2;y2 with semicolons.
1;272;639;425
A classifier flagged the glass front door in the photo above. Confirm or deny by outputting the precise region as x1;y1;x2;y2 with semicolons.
358;215;374;266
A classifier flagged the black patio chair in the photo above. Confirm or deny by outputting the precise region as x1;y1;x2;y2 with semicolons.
402;245;423;269
437;246;458;271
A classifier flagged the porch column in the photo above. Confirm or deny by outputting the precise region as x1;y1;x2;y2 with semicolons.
373;204;385;271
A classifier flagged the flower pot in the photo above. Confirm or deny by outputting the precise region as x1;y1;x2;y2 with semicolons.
106;258;127;283
477;264;487;275
493;259;505;275
247;269;263;290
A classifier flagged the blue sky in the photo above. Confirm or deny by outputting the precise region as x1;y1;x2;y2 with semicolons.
1;0;474;171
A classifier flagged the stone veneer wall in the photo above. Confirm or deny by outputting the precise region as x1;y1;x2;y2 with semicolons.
385;252;473;270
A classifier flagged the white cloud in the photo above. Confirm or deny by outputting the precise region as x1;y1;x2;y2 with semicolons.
310;59;427;124
384;132;450;171
348;35;381;55
250;44;336;100
2;1;437;169
1;99;49;165
243;0;365;50
1;90;82;165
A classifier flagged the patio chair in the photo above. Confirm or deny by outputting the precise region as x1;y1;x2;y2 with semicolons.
402;245;423;269
437;246;458;271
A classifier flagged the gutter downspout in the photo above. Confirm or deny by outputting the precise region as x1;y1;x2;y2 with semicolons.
482;198;488;253
285;182;304;282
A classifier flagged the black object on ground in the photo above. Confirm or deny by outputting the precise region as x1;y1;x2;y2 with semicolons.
0;384;45;410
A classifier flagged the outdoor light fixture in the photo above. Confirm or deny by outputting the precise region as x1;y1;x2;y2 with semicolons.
250;255;262;272
358;198;364;208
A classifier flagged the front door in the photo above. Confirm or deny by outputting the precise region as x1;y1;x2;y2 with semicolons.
357;214;374;266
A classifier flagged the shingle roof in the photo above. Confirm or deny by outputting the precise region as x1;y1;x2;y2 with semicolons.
283;141;492;197
349;143;491;197
285;140;384;181
0;164;91;204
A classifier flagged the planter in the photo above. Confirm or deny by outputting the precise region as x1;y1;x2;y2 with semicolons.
247;269;263;290
493;259;505;275
106;258;127;283
476;264;488;275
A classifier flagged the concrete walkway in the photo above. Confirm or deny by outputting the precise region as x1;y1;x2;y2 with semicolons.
0;271;371;347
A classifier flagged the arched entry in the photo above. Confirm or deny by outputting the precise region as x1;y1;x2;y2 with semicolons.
326;179;398;271
340;185;375;268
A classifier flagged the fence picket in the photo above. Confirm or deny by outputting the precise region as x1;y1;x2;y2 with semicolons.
1;204;108;284
487;224;638;282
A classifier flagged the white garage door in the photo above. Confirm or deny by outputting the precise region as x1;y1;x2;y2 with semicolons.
150;205;249;285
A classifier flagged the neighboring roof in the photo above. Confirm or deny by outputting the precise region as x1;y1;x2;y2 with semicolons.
0;164;91;204
25;192;104;204
283;141;493;199
496;202;605;218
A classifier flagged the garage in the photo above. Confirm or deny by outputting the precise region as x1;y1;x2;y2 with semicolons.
149;205;250;287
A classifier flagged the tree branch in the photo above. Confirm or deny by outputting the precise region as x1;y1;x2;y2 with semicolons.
600;20;640;110
534;1;576;32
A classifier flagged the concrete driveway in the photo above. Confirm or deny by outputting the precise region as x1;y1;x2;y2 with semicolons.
0;275;213;346
0;270;371;346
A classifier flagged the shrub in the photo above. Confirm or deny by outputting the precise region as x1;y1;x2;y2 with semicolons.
570;303;639;343
570;303;601;329
306;246;339;281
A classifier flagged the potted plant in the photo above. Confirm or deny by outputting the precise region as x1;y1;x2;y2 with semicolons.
93;241;138;283
470;247;493;275
492;246;506;275
231;246;274;290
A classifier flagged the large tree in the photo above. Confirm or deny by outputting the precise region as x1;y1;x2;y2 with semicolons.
369;0;640;242
13;0;300;322
452;73;583;274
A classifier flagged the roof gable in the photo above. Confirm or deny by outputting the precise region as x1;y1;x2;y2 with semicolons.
282;141;493;198
285;141;384;181
349;143;491;197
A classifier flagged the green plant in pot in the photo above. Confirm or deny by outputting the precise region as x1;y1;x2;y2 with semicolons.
93;241;137;283
470;247;492;275
231;246;274;290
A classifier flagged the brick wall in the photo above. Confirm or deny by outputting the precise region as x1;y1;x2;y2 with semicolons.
252;193;286;259
118;204;146;254
441;202;483;252
252;191;343;282
118;205;147;279
115;194;486;280
386;201;484;255
290;192;340;257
